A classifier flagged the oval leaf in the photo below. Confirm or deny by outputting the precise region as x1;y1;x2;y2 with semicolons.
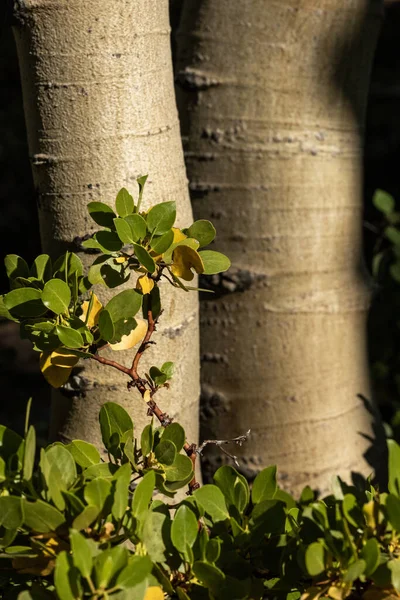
42;279;71;315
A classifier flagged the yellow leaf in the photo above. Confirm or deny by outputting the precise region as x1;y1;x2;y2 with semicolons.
109;319;147;351
143;390;151;403
328;583;352;600
171;245;204;281
363;500;377;530
144;587;164;600
79;293;103;328
40;350;79;388
136;274;155;295
172;228;187;243
115;256;126;264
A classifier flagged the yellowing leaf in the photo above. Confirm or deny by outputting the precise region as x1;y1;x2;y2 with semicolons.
171;245;204;281
115;256;126;264
143;390;151;403
328;583;352;600
363;500;377;530
109;319;147;351
136;275;155;295
79;293;103;328
40;350;79;388
172;228;187;243
144;587;164;600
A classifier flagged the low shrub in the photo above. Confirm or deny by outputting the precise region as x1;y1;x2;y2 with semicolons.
0;181;398;600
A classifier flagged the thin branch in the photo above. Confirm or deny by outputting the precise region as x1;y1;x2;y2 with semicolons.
197;430;251;467
91;353;132;377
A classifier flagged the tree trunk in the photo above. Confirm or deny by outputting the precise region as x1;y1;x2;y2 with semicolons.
176;0;383;495
12;0;199;450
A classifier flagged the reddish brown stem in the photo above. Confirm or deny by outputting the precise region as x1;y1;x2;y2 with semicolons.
90;275;200;493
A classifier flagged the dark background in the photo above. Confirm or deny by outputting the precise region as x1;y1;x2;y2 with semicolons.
1;2;400;445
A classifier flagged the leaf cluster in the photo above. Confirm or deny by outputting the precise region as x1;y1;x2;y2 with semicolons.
0;179;230;388
2;404;400;600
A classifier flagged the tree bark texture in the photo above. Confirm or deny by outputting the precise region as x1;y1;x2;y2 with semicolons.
12;0;199;449
176;0;383;495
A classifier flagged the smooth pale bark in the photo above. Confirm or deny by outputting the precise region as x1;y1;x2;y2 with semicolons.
177;0;383;494
13;0;199;449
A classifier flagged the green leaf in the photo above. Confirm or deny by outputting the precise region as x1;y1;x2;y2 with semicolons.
305;541;325;576
98;309;115;341
114;217;135;244
67;440;101;468
389;439;400;496
84;478;112;510
155;440;176;466
186;220;216;247
192;561;225;592
386;494;400;531
385;226;400;246
116;188;134;217
171;505;198;555
389;559;400;592
214;465;249;513
0;496;24;530
95;230;123;254
252;466;277;504
147;201;176;235
150;230;174;254
116;555;153;589
23;499;65;533
194;485;229;523
373;189;395;215
99;402;134;450
343;493;362;528
42;279;71;314
206;538;221;563
133;243;156;273
198;250;231;275
72;505;100;531
0;425;24;465
132;470;155;519
83;462;118;480
161;361;174;379
22;425;35;482
125;214;147;242
149;366;167;386
164;454;193;483
56;325;84;349
31;254;52;281
136;175;148;212
112;463;131;520
105;289;143;322
5;254;29;280
70;529;93;579
4;288;46;318
45;445;77;510
141;424;154;457
87;201;117;228
361;538;380;577
343;559;366;582
55;551;82;600
162;423;185;453
141;511;167;562
94;546;128;589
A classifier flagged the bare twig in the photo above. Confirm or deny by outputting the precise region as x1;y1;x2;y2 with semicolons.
197;430;251;467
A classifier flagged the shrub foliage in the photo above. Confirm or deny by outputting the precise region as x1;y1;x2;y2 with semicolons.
0;182;397;600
